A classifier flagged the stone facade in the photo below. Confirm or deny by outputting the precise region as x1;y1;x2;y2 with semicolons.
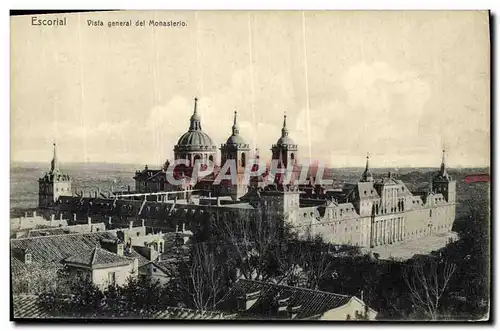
37;106;455;249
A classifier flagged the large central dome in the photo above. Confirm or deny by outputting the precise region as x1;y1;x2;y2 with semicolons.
174;97;217;154
177;130;214;147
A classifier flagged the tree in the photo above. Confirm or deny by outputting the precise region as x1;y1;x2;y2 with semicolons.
213;203;295;282
298;237;333;290
402;259;457;320
175;242;230;311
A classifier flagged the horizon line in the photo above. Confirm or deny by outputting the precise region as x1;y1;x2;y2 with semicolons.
10;160;491;170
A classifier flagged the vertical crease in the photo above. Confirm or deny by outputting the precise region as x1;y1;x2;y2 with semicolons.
77;14;88;163
248;12;257;150
301;11;312;164
152;11;161;166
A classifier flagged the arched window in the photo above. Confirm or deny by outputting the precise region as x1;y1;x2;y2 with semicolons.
241;152;246;167
209;155;214;163
290;153;295;164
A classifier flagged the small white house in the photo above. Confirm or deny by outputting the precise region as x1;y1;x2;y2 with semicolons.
64;241;138;289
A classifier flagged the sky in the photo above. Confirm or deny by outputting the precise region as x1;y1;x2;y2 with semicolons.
10;11;490;168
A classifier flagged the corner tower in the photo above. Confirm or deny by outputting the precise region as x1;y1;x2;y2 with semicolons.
432;149;456;203
38;143;72;208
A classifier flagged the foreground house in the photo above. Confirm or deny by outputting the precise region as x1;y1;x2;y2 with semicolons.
64;244;138;289
217;279;377;320
10;232;148;293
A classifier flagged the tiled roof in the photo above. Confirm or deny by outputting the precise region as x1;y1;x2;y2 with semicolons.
10;232;120;275
12;295;229;320
128;247;151;267
26;223;105;238
150;307;230;320
12;295;51;319
64;247;133;269
217;279;353;319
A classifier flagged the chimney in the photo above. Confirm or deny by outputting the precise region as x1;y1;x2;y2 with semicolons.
108;216;112;225
175;225;179;233
88;216;92;227
33;211;37;217
73;213;77;222
59;213;63;221
141;219;145;228
24;251;32;265
237;290;260;311
51;214;55;222
182;223;186;233
117;243;124;256
129;220;133;230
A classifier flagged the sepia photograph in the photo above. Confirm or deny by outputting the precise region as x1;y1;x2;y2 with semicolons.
9;10;491;321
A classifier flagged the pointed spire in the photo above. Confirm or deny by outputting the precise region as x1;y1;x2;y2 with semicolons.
361;152;373;182
439;149;448;176
441;149;446;169
50;142;59;173
189;97;202;131
281;112;288;137
232;110;239;136
193;97;198;116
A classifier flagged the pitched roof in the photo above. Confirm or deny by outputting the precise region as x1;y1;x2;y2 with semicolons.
10;232;120;276
128;247;151;267
64;246;133;269
217;279;354;319
12;295;51;319
12;295;229;320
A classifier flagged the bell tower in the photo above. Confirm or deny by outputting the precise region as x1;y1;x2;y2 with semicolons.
271;113;299;185
219;110;250;200
38;143;72;208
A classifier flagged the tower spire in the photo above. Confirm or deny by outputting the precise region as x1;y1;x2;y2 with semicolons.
361;152;373;182
189;97;202;131
232;110;239;135
50;142;59;173
439;149;448;176
281;112;288;137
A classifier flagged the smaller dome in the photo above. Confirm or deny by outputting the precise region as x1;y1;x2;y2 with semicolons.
226;134;246;145
277;136;295;146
